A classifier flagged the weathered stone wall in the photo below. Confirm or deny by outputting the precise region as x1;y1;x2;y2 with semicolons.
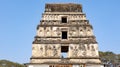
37;26;93;37
45;3;82;12
32;44;61;57
41;13;86;20
69;44;99;58
32;43;99;58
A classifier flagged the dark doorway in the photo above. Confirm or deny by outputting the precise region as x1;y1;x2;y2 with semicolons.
61;17;67;23
62;31;67;39
61;46;69;58
61;46;69;52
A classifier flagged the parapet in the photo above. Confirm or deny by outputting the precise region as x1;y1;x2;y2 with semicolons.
45;3;82;12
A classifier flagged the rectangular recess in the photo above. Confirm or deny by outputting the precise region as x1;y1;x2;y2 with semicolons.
61;46;68;52
62;31;67;39
62;17;67;23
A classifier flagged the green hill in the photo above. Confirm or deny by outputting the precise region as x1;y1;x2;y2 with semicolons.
99;51;120;64
0;60;25;67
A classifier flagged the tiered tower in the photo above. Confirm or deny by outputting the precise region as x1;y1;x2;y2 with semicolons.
26;3;101;67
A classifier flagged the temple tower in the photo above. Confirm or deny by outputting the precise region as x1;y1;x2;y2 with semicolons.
25;3;101;67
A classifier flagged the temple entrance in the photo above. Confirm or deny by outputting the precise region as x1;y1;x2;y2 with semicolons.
49;64;72;67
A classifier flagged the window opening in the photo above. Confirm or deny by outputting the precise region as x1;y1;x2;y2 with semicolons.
62;17;67;23
62;31;67;39
61;46;69;58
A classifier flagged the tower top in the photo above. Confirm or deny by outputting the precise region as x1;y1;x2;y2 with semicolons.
45;3;82;12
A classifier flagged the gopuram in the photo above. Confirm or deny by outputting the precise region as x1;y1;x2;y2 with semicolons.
25;3;102;67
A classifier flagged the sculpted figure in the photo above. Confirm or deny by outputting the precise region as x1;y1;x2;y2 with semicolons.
91;45;95;51
39;46;43;56
79;45;86;51
73;46;78;57
53;46;58;56
82;51;86;56
87;45;90;50
44;45;47;56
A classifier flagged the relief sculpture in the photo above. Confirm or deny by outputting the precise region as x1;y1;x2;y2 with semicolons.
73;46;78;57
79;44;86;51
91;45;95;51
85;44;89;51
82;51;86;56
53;46;58;56
44;45;47;56
44;45;60;57
90;45;97;57
47;45;53;57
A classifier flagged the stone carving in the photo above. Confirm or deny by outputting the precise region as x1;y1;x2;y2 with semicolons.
40;46;43;51
46;45;53;57
56;28;61;35
44;45;59;57
32;45;40;57
91;45;95;51
73;46;79;57
39;46;43;56
70;46;73;50
87;45;90;50
44;45;47;56
82;51;86;56
69;31;73;35
79;44;86;51
53;46;58;56
32;47;35;50
89;44;97;57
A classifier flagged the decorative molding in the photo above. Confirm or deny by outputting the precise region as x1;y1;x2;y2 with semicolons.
30;57;100;59
32;39;97;44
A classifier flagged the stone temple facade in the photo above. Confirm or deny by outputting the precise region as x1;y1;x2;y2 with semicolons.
25;3;102;67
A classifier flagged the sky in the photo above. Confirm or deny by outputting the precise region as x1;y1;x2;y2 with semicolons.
0;0;120;64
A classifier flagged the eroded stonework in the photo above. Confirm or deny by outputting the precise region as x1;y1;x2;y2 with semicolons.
26;3;102;67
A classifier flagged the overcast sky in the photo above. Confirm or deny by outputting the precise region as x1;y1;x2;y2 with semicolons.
0;0;120;64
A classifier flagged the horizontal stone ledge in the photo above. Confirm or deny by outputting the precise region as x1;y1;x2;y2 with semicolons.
39;24;92;27
24;63;102;65
32;42;97;44
32;39;97;44
43;12;85;15
30;57;100;59
34;36;95;38
40;20;89;22
30;57;61;59
41;62;101;65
